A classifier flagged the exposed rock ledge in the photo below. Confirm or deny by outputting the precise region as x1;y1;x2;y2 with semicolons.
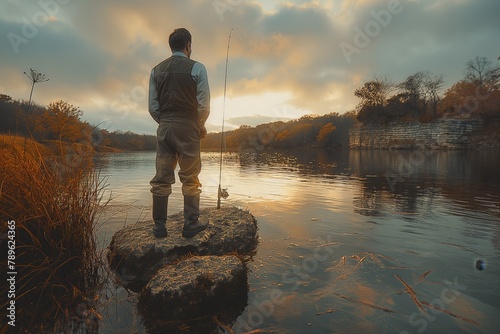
107;206;258;291
138;255;248;328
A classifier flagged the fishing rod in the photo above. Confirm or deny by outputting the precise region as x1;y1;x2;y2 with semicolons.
217;28;233;209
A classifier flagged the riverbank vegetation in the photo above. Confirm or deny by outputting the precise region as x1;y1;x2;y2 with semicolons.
0;134;108;332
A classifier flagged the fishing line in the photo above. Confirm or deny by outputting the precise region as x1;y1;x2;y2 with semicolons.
217;28;233;209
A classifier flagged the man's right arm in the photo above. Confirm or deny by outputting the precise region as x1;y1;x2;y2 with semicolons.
148;69;160;123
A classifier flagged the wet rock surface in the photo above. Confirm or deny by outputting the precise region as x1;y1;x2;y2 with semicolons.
107;206;258;290
138;255;248;323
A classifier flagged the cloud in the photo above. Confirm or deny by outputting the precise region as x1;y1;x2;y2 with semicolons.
261;3;333;36
226;114;291;127
1;0;499;135
334;0;500;83
0;18;108;98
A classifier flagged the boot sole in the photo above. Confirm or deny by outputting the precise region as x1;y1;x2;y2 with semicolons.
182;225;208;238
153;228;168;238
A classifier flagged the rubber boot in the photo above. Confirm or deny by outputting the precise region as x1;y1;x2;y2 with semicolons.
182;194;209;238
152;195;168;238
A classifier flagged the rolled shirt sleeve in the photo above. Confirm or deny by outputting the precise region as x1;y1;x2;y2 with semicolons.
148;68;160;123
192;62;210;125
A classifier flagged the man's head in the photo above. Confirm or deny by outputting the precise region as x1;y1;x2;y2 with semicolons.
169;28;192;58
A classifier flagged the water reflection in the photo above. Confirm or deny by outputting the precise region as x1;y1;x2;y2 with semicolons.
353;150;499;199
138;285;248;334
97;149;500;333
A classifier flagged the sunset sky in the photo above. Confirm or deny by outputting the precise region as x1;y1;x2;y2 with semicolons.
1;0;499;134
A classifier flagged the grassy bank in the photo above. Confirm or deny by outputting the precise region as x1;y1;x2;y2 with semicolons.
0;135;107;332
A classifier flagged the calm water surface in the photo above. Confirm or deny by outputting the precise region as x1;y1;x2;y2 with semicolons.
96;149;500;334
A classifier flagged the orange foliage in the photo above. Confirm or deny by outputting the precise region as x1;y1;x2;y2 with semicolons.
31;100;91;143
316;123;336;144
276;129;289;141
438;81;500;118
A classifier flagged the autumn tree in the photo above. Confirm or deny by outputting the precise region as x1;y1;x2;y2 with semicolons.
464;56;500;91
276;129;289;141
354;76;396;123
397;71;427;116
394;71;444;118
441;81;500;119
33;100;87;142
271;123;319;147
0;96;44;137
438;81;478;117
422;73;444;117
354;76;393;110
316;123;336;146
0;94;13;103
0;95;15;133
437;57;500;119
460;57;500;118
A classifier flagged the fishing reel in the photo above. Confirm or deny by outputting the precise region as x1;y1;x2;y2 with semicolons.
219;187;229;199
216;186;229;209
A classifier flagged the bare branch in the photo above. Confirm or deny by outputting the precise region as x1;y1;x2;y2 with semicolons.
464;56;499;90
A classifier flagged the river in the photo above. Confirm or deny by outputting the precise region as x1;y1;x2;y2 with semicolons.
95;149;500;333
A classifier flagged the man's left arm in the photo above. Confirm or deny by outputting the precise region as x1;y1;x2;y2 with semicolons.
193;62;210;130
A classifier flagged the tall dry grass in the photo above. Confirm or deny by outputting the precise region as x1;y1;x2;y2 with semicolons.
0;135;108;333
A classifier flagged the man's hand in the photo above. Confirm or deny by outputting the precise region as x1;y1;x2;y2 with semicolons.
199;125;207;139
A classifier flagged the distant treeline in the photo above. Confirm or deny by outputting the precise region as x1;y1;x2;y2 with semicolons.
99;129;156;151
201;112;357;151
0;95;156;151
3;56;497;153
0;93;357;153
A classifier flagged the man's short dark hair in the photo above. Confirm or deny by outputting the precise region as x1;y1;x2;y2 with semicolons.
169;28;191;52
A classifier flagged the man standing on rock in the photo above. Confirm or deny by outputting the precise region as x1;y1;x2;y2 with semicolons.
149;28;210;238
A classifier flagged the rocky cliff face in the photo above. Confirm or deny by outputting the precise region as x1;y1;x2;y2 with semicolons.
349;119;499;149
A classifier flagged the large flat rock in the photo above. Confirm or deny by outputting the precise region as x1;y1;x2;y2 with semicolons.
138;255;248;325
107;206;258;290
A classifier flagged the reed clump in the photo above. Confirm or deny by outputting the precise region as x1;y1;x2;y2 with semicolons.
0;136;107;332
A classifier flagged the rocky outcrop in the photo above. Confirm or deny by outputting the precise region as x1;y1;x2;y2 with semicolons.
348;119;498;149
107;207;257;329
107;206;258;291
138;255;248;323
